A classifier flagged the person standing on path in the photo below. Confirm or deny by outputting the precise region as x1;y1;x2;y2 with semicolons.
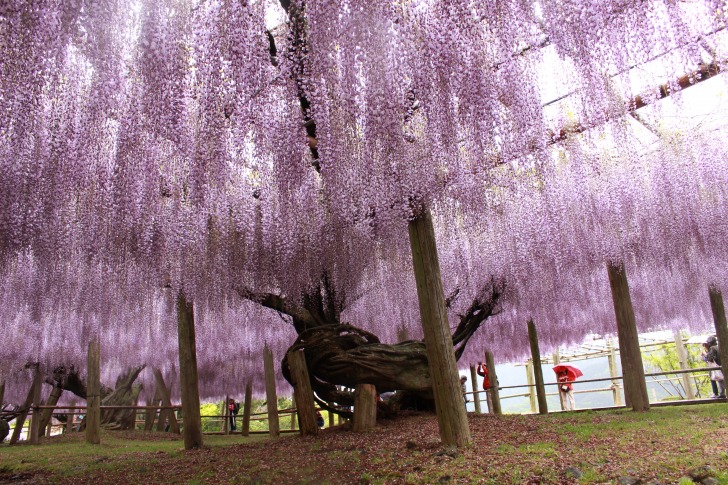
558;370;575;411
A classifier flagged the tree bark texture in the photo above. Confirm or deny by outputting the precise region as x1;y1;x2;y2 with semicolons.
38;385;63;432
287;350;318;436
409;209;471;447
86;338;101;444
144;387;161;431
177;291;203;449
264;344;280;438
607;261;649;412
709;286;728;392
528;320;548;415
485;351;501;415
153;368;180;433
353;384;377;432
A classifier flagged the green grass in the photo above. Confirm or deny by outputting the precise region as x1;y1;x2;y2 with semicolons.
0;431;267;478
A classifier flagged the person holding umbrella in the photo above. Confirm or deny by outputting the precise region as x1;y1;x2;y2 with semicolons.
553;365;582;411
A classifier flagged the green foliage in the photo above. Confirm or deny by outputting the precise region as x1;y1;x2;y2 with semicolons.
642;335;713;399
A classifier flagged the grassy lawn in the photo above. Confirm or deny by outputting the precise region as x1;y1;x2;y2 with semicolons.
1;405;728;484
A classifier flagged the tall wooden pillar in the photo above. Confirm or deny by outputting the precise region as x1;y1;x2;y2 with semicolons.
28;366;43;444
673;330;695;400
485;351;501;415
352;384;377;432
709;286;728;391
409;209;471;447
607;261;649;411
526;360;537;413
86;338;101;444
287;350;318;436
469;365;482;414
528;320;548;414
153;368;180;433
177;291;203;449
263;344;280;438
242;381;252;437
607;340;623;406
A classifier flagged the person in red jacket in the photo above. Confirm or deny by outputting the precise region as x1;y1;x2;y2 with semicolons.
558;370;575;411
476;362;493;413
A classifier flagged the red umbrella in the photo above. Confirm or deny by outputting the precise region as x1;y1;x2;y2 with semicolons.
552;365;583;381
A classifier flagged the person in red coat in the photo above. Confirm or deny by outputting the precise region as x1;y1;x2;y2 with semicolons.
476;362;493;413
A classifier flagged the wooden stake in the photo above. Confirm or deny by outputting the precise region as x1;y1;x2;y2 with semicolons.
528;320;548;414
86;338;101;444
263;344;280;438
469;365;481;414
9;372;37;444
673;330;695;400
0;380;4;408
242;381;252;437
607;340;623;406
177;292;203;449
352;384;377;432
327;410;333;427
607;261;649;412
485;351;501;415
408;209;471;447
153;369;180;433
287;350;318;436
526;360;537;413
708;286;728;392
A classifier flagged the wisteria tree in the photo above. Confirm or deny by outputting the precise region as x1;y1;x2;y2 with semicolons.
1;0;728;446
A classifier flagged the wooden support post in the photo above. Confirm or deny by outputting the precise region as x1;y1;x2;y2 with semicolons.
177;291;203;449
709;286;728;393
526;360;537;413
553;350;565;410
153;369;180;433
607;261;649;412
9;372;37;444
327;410;333;427
673;330;695;400
485;351;501;415
28;366;43;445
39;385;63;432
287;350;318;436
263;344;280;438
291;395;297;430
607;340;623;406
352;384;377;432
528;320;548;415
144;387;161;431
223;395;229;434
408;209;471;447
242;381;252;437
0;380;4;407
469;365;482;414
86;338;101;444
